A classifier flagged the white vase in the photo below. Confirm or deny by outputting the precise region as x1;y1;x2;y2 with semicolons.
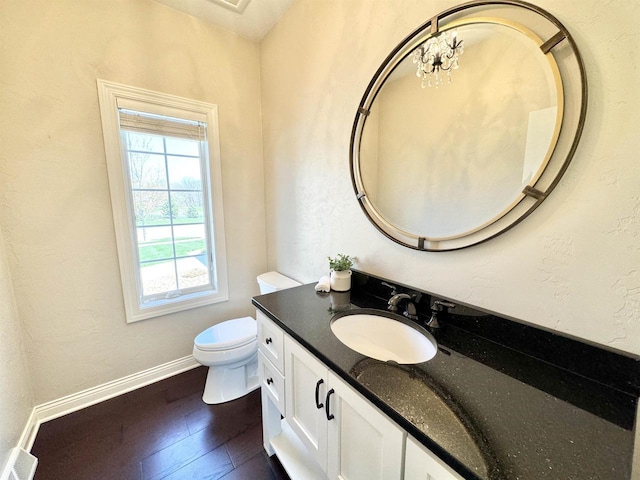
330;270;352;292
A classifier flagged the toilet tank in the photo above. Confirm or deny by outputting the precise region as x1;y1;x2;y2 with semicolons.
257;271;301;294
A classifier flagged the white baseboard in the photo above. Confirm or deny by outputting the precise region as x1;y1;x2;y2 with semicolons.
19;355;200;451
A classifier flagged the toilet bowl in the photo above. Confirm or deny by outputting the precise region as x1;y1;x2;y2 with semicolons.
193;272;301;404
193;317;259;404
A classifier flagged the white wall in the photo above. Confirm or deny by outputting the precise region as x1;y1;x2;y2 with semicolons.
0;0;267;404
0;226;34;472
260;0;640;356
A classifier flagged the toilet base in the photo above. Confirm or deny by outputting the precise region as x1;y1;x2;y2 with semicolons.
202;353;260;404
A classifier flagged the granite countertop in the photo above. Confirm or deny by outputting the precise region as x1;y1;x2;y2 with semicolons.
252;271;639;480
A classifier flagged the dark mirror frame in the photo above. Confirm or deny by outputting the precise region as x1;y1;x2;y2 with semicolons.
350;0;587;251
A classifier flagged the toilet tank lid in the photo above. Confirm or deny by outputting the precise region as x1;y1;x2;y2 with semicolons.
195;317;256;351
257;271;301;290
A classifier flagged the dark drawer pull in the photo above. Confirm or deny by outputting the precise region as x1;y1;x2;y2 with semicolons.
266;377;274;385
325;388;335;421
265;337;273;345
315;379;324;409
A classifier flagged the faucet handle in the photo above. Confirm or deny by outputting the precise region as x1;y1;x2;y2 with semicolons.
381;282;397;296
432;300;455;312
426;300;455;329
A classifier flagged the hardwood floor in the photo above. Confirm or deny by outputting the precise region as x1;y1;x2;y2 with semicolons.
31;366;290;480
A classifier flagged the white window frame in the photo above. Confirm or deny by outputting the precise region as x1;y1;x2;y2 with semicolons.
97;80;228;323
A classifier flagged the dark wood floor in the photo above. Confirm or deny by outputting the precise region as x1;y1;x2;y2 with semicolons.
31;366;290;480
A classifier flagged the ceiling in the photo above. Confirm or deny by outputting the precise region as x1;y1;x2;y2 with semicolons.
152;0;294;41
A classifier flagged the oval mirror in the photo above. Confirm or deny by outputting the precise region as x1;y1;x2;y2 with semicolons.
350;1;587;251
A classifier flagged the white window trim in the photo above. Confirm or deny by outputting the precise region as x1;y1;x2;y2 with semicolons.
97;79;228;323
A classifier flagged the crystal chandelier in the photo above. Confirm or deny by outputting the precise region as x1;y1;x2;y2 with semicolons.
413;30;464;88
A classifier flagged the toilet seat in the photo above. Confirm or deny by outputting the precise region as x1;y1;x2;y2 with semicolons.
194;317;256;352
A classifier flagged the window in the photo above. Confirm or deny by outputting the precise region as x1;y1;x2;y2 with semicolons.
97;80;228;322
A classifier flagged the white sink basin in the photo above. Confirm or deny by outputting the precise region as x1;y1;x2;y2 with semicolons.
330;312;437;364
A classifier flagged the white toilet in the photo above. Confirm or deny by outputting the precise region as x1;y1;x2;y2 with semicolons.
193;271;301;404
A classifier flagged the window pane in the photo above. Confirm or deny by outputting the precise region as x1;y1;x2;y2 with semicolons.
140;258;177;297
165;137;200;156
132;191;169;227
126;131;165;153
167;155;203;190
128;152;167;189
137;226;175;263
177;256;209;290
171;191;204;224
173;224;207;258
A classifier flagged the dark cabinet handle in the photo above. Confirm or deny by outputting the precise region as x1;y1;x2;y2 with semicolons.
315;379;324;409
325;389;335;421
266;378;273;385
265;337;273;345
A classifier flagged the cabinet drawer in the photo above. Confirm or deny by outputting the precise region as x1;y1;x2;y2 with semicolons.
257;310;285;372
259;351;285;415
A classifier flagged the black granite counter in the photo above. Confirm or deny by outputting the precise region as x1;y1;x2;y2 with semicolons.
252;270;639;480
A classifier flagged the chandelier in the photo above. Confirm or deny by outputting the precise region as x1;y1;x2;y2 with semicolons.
412;30;464;88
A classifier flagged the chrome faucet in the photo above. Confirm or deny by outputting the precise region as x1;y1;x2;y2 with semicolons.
388;293;420;320
388;293;411;310
426;300;455;328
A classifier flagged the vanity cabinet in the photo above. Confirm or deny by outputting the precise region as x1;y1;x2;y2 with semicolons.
285;335;404;480
254;273;640;480
258;311;404;479
404;435;463;480
258;310;457;480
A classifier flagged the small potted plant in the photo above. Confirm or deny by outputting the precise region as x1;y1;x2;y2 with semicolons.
328;254;354;292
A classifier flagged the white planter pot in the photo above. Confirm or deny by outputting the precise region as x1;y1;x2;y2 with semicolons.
330;270;352;292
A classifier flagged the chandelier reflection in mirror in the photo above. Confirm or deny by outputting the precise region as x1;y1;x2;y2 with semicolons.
413;30;464;87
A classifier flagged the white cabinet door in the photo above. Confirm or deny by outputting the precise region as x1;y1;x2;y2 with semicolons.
284;335;406;479
284;335;329;472
327;371;405;480
404;435;463;480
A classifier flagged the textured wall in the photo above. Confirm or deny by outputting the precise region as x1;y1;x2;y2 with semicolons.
0;226;33;472
0;0;267;404
260;0;640;356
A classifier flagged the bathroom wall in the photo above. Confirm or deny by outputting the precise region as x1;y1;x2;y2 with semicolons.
260;0;640;356
0;226;34;472
0;0;267;404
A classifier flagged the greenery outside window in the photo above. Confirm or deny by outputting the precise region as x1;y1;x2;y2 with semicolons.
97;80;228;322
